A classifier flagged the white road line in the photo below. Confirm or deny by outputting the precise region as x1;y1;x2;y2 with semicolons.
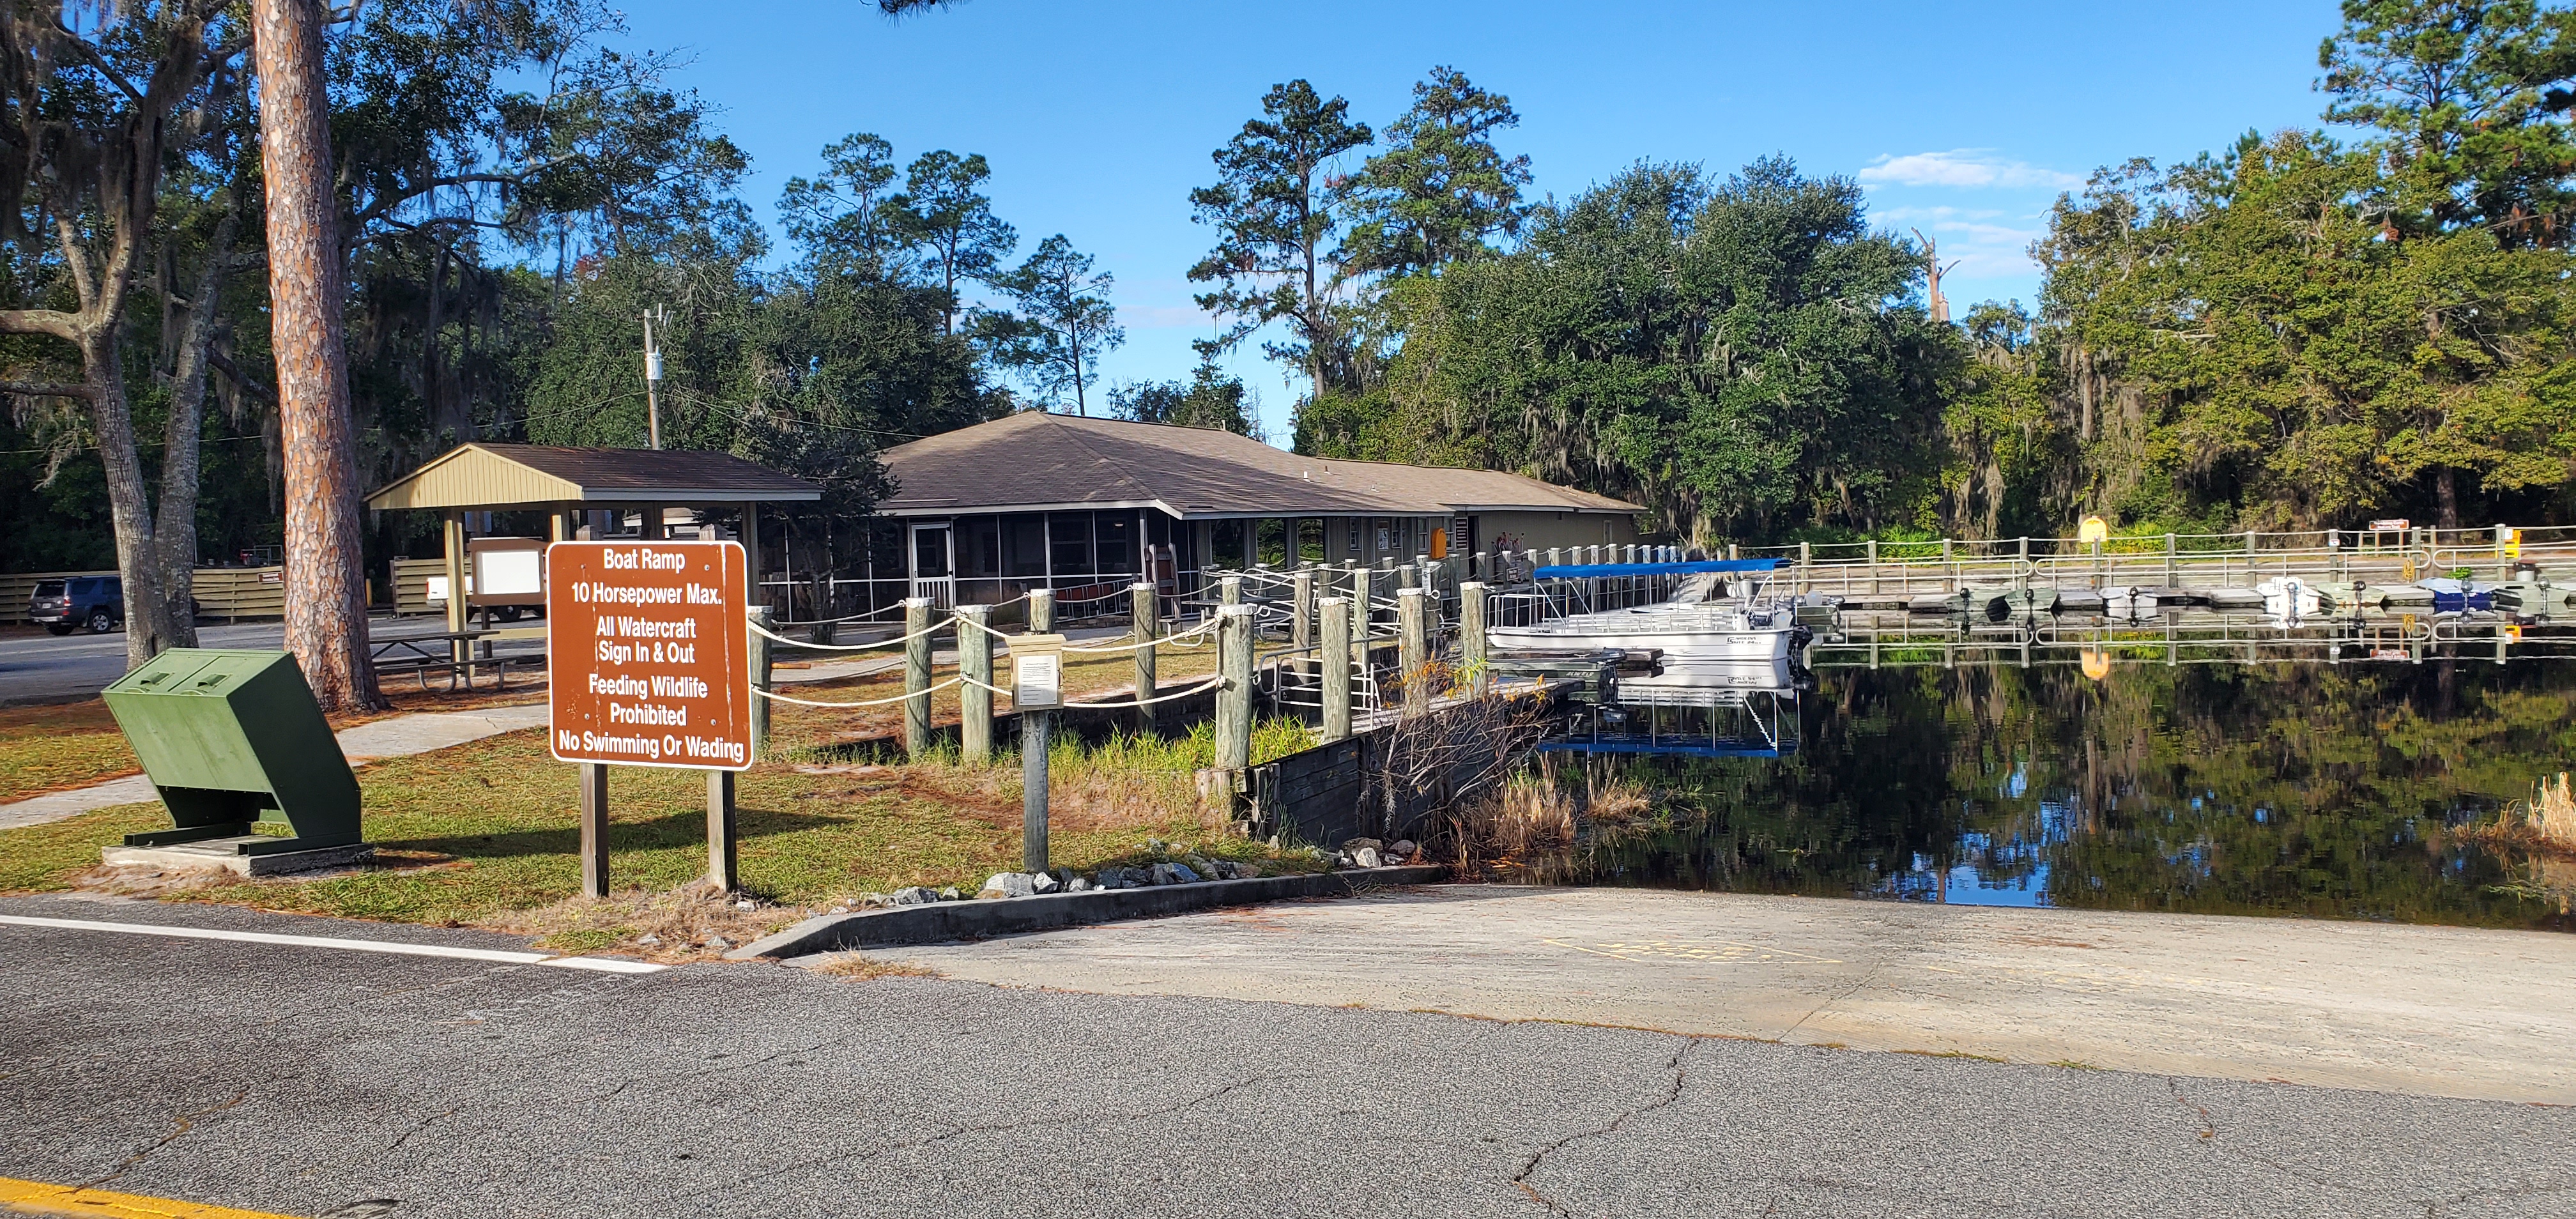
0;914;666;973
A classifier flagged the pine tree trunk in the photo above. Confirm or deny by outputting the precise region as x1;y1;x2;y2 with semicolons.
2435;465;2460;530
254;0;383;712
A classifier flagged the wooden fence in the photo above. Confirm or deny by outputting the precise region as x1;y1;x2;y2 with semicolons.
0;567;284;622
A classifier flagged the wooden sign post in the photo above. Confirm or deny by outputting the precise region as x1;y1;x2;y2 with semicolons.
1013;633;1064;871
547;540;753;896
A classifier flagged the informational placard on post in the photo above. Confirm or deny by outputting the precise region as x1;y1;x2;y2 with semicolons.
546;540;752;770
1013;634;1064;710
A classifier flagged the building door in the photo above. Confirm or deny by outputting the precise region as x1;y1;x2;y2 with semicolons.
909;522;954;608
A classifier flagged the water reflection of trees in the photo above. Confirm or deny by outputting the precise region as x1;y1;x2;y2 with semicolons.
1569;661;2576;931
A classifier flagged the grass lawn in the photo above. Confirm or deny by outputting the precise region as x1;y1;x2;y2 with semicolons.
0;636;1315;958
0;701;139;802
0;680;557;804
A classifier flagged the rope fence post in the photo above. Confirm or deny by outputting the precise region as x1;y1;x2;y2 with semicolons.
1130;581;1159;734
902;597;932;758
1215;604;1254;772
1029;586;1054;634
747;605;773;753
959;604;993;763
1321;596;1353;742
1220;574;1242;608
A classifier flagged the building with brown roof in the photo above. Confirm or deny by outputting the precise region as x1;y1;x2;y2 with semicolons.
869;412;1643;609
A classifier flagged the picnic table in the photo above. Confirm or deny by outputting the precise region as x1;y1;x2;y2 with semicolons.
369;628;519;691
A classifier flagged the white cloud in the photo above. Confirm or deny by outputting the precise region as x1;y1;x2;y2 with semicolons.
1859;150;2082;190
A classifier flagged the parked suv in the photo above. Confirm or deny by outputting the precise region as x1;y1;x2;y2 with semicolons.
29;576;123;635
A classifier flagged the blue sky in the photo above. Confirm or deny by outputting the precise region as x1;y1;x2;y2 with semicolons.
605;0;2345;443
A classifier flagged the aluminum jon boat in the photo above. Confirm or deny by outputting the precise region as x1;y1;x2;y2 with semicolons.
1488;558;1804;666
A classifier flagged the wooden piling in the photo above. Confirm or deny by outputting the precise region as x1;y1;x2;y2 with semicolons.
1397;587;1430;712
1029;586;1055;634
1291;569;1314;651
1130;581;1160;733
1220;574;1243;607
902;597;932;758
1321;597;1353;741
1350;565;1373;647
958;604;993;763
1460;579;1488;695
1215;604;1254;770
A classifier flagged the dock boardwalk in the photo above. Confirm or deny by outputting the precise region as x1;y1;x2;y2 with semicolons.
1746;525;2575;604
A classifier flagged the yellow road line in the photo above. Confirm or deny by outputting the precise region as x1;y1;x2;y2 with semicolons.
0;1177;307;1219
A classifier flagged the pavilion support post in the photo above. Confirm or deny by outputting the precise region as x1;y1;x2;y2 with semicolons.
1130;583;1160;734
959;604;993;764
1460;580;1489;695
705;770;737;891
578;762;609;898
742;502;762;613
442;511;468;666
645;503;668;540
1321;597;1353;742
902;597;933;758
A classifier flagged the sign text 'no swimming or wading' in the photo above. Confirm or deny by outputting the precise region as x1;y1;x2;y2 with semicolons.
546;540;753;770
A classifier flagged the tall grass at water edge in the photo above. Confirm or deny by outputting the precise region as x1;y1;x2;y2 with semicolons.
1445;753;1654;876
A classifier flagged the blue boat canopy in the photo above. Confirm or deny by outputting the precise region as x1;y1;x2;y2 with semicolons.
1532;558;1782;579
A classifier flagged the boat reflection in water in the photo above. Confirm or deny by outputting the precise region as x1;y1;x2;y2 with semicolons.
1545;659;1805;760
1517;648;2576;932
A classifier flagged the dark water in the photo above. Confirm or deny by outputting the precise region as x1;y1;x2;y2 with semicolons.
1531;659;2576;931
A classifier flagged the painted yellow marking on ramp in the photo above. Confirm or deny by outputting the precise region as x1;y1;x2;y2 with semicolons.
1544;937;1846;965
0;1177;307;1219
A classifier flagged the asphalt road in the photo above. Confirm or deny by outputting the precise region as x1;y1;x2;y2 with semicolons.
3;894;2570;1219
0;620;542;706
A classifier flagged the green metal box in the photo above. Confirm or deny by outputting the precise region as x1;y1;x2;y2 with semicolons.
100;649;362;853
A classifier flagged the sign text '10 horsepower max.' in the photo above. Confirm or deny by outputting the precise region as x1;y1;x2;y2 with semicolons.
547;540;752;770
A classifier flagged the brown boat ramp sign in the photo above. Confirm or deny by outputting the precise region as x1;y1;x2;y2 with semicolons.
546;540;753;770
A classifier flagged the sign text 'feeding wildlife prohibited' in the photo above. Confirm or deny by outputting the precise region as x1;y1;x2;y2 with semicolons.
547;540;752;770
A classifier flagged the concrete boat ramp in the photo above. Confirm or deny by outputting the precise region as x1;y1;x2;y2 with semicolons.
852;883;2576;1105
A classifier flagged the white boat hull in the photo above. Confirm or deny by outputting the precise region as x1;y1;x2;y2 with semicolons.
1489;615;1797;665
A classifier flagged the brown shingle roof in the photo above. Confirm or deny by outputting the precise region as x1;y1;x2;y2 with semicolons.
875;413;1639;518
365;443;821;510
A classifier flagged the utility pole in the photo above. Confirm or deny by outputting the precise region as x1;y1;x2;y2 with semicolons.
643;305;667;450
